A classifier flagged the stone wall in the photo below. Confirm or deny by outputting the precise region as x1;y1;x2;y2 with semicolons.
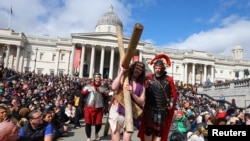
197;79;250;108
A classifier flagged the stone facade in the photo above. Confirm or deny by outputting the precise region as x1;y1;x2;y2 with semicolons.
0;6;250;85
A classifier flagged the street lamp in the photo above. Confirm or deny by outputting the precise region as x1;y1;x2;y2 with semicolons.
34;48;38;73
172;61;174;78
199;66;203;85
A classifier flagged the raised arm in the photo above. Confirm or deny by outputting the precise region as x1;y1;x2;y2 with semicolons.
111;66;126;91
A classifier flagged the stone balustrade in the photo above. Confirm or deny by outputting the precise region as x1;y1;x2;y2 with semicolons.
197;78;250;108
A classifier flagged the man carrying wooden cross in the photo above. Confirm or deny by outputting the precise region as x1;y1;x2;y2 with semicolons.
109;61;146;141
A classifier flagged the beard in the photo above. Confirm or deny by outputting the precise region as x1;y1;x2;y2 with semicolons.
155;70;166;78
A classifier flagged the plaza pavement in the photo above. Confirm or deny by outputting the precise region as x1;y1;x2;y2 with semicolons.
58;115;140;141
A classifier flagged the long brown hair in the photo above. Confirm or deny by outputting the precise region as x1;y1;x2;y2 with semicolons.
127;61;146;84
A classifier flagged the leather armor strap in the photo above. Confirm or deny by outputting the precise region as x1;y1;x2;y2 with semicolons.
155;75;171;107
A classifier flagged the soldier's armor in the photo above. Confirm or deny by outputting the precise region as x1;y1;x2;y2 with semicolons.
145;75;171;109
84;84;106;108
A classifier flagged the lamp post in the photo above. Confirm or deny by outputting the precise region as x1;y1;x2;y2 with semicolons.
199;66;203;85
34;48;38;73
172;61;174;78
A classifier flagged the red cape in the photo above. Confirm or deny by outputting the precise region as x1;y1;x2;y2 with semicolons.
138;74;178;141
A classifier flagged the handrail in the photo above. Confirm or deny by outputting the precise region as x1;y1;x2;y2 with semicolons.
1;75;20;82
196;93;245;110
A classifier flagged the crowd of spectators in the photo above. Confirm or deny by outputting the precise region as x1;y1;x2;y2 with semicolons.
0;70;112;140
169;83;250;141
0;69;249;141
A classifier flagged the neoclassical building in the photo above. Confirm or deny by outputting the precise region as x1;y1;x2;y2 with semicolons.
0;6;250;85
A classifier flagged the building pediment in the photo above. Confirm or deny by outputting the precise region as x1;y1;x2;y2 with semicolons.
71;32;130;42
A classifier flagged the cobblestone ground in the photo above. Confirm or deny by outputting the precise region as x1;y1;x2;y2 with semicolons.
58;115;140;141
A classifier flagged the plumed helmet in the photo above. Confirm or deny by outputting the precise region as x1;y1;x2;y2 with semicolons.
93;72;102;78
150;54;171;73
154;59;165;67
150;53;171;67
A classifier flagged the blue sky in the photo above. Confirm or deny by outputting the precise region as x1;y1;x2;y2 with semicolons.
1;0;250;59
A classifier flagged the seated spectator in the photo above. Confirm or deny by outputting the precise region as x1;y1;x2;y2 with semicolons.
174;110;191;137
18;107;29;127
9;98;21;120
18;109;53;141
187;115;197;132
245;113;250;125
169;131;185;141
0;121;20;141
43;109;68;140
216;118;227;125
215;106;227;120
53;100;69;124
206;116;216;125
0;105;8;122
187;131;204;141
227;117;240;125
64;102;80;129
193;115;207;140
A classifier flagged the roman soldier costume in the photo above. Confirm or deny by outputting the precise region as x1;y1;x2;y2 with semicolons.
138;54;178;141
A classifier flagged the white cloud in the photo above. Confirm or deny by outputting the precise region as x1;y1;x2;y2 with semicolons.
163;19;250;59
0;0;132;37
1;0;250;60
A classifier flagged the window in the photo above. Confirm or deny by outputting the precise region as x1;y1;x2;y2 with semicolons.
61;54;65;61
24;67;30;73
58;70;64;76
39;53;44;60
52;54;56;61
50;70;54;76
27;52;31;59
176;66;179;73
37;69;43;74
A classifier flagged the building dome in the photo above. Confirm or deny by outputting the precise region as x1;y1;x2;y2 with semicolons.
95;5;123;33
233;44;242;50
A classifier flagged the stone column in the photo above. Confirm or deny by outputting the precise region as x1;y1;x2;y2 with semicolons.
211;65;214;83
192;63;195;85
139;50;142;62
5;45;10;68
79;44;85;78
89;45;95;78
204;65;207;82
99;46;105;75
20;55;24;73
70;44;76;76
15;46;20;71
109;46;114;79
67;51;71;75
55;49;60;75
184;63;188;84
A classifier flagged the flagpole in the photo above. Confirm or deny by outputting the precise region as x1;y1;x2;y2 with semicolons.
8;6;12;29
